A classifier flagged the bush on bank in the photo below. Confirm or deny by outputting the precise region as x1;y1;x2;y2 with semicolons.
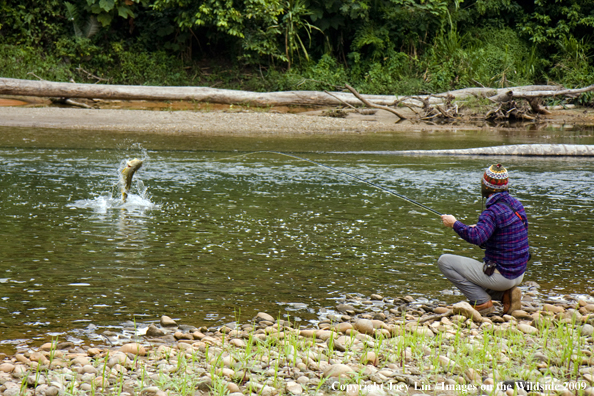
1;0;594;95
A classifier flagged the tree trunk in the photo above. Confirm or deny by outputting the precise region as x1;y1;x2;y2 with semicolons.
0;77;586;108
0;78;399;107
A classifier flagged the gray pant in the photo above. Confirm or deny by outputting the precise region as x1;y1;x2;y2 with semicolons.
437;254;524;305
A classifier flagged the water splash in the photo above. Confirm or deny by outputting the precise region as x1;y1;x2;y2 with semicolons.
69;191;157;213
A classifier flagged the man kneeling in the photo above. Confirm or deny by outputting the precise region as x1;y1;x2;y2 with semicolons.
439;164;529;315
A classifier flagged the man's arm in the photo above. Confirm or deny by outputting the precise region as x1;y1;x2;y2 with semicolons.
442;212;496;246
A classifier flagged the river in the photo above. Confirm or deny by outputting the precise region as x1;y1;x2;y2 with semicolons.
0;126;593;351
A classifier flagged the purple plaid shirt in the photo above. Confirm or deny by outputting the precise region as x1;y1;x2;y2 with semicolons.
453;192;529;279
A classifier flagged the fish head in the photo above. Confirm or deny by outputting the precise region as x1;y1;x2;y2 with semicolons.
124;158;143;173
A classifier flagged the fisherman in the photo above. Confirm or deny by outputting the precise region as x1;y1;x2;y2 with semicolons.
438;164;529;315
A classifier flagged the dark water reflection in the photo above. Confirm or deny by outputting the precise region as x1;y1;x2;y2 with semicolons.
0;127;593;348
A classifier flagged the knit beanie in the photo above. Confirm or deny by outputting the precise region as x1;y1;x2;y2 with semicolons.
481;164;509;197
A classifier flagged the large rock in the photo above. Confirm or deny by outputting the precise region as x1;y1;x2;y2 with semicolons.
256;312;275;322
160;316;177;327
371;320;388;330
517;324;538;335
146;324;166;337
363;351;379;366
452;302;482;322
336;304;356;314
119;343;147;356
353;319;375;336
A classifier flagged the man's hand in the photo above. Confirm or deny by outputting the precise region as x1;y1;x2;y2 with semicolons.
441;215;457;228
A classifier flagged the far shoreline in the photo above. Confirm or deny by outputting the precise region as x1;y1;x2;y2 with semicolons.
1;98;593;135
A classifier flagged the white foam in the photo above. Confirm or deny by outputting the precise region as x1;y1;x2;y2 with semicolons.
69;193;158;213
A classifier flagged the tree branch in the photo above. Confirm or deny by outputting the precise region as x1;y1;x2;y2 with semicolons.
344;83;406;120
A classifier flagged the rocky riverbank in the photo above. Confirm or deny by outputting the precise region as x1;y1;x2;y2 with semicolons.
1;288;594;396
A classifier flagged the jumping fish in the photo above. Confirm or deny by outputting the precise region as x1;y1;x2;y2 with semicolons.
121;158;143;202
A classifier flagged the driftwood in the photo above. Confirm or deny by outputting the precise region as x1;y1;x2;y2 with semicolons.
49;97;94;109
334;144;594;157
487;84;594;115
0;77;406;107
344;83;406;120
1;77;592;116
485;100;536;121
410;94;459;121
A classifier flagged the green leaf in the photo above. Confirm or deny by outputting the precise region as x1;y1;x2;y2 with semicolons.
117;6;134;18
96;12;113;26
99;0;115;12
90;3;102;13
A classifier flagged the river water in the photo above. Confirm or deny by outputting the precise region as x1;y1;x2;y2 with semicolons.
1;126;593;349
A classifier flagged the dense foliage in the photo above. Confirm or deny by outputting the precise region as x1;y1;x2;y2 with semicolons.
1;0;593;94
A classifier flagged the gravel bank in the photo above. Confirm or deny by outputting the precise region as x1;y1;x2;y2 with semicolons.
2;288;594;396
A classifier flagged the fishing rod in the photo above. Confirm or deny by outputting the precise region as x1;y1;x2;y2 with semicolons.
222;150;443;217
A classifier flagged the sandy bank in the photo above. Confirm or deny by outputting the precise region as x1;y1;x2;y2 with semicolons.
1;104;593;135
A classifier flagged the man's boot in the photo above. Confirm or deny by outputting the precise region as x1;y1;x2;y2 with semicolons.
474;300;494;315
502;287;521;314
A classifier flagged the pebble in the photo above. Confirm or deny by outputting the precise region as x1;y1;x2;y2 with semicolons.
230;338;246;348
80;364;98;375
543;304;564;314
286;381;303;394
581;324;594;337
438;356;457;371
296;375;309;384
173;331;193;340
511;310;533;320
39;343;55;352
11;365;28;378
363;351;378;366
0;295;590;396
315;330;334;341
87;348;101;356
323;364;356;378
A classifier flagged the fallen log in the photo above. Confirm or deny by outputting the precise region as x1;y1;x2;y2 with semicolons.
487;84;594;115
0;77;399;107
0;77;569;108
330;144;594;157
